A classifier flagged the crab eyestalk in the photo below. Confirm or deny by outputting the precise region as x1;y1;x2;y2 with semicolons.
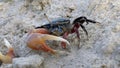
0;38;14;65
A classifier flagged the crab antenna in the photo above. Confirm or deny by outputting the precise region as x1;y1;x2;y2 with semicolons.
44;13;53;27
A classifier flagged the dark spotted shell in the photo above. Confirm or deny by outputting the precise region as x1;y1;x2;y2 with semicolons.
35;18;71;36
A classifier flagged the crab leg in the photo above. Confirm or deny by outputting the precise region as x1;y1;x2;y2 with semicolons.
86;19;98;24
0;38;14;65
26;33;70;54
80;24;88;39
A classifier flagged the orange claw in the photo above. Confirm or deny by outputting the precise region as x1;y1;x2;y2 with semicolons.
26;33;70;55
0;38;14;65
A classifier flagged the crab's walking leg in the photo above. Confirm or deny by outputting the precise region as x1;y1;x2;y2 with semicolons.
26;33;70;54
87;19;97;23
75;28;80;40
74;27;81;48
0;38;14;65
80;24;88;39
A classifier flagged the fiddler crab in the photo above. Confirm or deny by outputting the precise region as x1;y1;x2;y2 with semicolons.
0;16;99;66
26;15;100;55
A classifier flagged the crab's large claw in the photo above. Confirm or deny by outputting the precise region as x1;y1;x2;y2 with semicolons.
26;33;70;54
0;38;14;65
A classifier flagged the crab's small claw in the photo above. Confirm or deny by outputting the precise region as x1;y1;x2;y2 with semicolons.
26;33;70;54
0;38;14;65
71;24;80;40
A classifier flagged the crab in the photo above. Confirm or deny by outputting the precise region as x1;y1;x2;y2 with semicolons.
34;16;100;48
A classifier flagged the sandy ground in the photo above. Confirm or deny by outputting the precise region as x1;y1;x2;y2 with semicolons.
0;0;120;68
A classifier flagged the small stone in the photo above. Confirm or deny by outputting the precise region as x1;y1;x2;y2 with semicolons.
101;65;107;68
12;55;44;68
